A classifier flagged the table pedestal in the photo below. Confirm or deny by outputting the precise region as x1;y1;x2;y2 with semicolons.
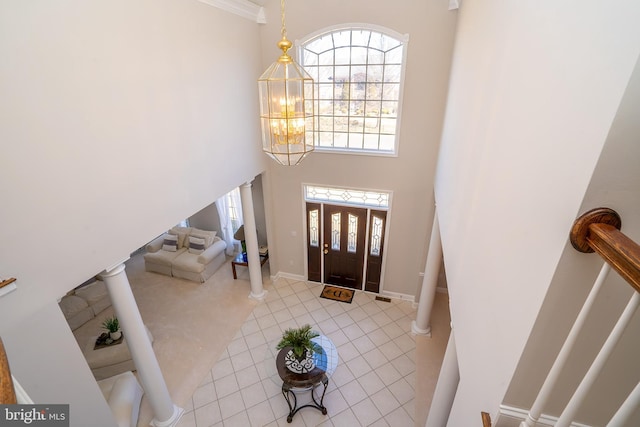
282;374;328;423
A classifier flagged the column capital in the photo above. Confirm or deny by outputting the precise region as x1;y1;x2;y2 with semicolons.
100;258;130;278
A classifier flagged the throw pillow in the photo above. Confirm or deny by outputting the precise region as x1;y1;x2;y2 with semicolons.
169;226;192;249
188;236;206;255
190;229;217;248
162;234;178;252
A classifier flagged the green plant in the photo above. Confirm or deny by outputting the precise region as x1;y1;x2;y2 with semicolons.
276;324;322;360
102;316;120;333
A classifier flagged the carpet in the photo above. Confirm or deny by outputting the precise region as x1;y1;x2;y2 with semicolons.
320;285;355;303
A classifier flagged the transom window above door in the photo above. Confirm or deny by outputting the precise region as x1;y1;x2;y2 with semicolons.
304;185;390;208
298;25;409;155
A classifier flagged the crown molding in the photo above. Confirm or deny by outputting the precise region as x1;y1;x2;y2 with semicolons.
198;0;266;24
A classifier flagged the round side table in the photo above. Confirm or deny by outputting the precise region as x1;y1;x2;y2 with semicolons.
275;335;338;423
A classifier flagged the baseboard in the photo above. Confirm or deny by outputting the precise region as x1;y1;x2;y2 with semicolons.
272;271;306;282
499;405;593;427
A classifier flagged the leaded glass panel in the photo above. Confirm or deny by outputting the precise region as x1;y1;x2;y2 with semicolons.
347;214;358;253
331;213;341;250
305;185;390;208
370;215;383;256
309;209;319;247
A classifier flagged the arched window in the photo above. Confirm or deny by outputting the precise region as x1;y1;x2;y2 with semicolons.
298;25;409;155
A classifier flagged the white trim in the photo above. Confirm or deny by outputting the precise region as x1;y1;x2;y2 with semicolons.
297;23;409;46
0;281;17;298
499;405;593;427
448;0;460;11
273;271;306;282
197;0;266;24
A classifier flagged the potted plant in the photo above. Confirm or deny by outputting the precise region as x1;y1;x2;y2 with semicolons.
102;316;121;340
276;324;322;373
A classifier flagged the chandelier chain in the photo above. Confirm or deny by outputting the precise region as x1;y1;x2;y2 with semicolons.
280;0;287;39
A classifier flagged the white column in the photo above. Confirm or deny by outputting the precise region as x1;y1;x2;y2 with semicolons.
240;182;267;300
101;261;183;427
412;211;442;336
425;331;459;427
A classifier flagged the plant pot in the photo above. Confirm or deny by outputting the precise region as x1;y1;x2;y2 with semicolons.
109;330;122;341
284;349;315;374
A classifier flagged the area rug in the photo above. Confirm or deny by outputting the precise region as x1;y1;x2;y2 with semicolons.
320;285;355;304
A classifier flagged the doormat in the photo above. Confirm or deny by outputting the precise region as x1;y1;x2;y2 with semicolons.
320;285;355;304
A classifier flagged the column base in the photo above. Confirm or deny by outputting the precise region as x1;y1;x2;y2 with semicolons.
411;320;432;337
249;289;268;301
150;405;184;427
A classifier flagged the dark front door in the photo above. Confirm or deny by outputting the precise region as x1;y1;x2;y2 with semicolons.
323;205;367;289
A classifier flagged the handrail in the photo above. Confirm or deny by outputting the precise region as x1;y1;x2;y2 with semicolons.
0;337;17;404
0;278;17;289
481;412;492;427
570;207;640;293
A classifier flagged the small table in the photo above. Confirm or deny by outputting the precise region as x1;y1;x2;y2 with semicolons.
275;335;338;423
231;250;268;279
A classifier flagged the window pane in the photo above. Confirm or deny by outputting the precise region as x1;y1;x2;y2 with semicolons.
363;134;380;150
347;214;358;253
370;215;383;256
309;210;319;247
304;185;390;208
383;65;402;83
348;133;364;149
318;67;334;84
335;46;351;65
351;47;368;64
333;31;351;48
333;132;348;147
319;131;334;147
386;45;404;63
300;26;406;155
318;84;334;99
331;213;341;250
351;30;371;47
379;134;395;151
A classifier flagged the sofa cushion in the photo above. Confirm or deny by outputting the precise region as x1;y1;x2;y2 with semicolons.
190;229;217;248
172;251;206;274
161;234;178;252
188;236;205;255
59;295;89;319
98;371;143;427
75;281;108;306
169;226;192;249
144;247;187;267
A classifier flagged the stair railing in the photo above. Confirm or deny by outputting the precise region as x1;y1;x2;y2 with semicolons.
520;207;640;427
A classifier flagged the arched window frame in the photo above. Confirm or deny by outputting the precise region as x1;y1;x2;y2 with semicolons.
296;24;410;156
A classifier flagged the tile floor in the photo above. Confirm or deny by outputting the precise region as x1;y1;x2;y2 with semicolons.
176;277;418;427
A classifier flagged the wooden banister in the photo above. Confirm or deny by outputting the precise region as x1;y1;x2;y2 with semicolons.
0;278;16;290
481;411;492;427
0;337;17;404
570;207;640;293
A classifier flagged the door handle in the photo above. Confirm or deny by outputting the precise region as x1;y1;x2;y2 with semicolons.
323;249;329;255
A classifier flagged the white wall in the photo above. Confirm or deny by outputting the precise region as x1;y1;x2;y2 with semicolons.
260;0;457;297
434;1;640;424
0;1;265;425
502;56;640;426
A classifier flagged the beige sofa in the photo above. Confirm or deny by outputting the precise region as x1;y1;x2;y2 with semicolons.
143;226;227;283
59;280;112;331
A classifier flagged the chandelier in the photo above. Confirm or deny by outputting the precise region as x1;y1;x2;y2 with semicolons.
258;0;315;166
